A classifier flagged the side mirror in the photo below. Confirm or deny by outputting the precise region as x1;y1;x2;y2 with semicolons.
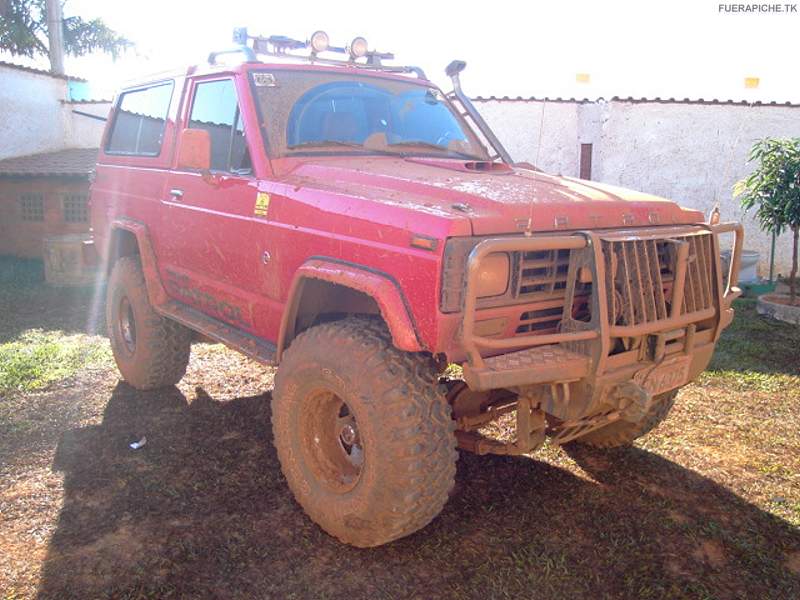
176;128;211;171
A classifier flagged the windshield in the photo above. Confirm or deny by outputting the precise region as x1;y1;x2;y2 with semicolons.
249;69;489;160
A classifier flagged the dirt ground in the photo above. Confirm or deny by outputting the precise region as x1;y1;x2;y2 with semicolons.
1;265;799;599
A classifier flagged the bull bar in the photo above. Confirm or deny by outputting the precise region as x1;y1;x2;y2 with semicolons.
460;222;745;391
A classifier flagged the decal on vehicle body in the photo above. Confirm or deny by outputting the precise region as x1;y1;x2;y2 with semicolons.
165;269;253;327
254;192;270;217
253;73;277;87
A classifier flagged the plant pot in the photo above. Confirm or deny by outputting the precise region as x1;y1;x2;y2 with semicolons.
756;293;800;325
742;281;776;298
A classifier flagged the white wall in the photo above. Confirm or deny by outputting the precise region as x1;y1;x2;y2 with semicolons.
67;102;112;148
477;101;581;176
0;65;111;159
478;98;800;277
0;65;69;160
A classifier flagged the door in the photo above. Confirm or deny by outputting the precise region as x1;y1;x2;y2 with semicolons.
160;77;262;333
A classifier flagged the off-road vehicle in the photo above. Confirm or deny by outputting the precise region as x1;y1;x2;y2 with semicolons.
90;29;744;547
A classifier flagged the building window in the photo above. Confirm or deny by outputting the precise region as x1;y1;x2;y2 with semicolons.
20;193;44;221
63;194;88;223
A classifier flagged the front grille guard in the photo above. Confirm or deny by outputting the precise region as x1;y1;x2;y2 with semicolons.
460;222;744;377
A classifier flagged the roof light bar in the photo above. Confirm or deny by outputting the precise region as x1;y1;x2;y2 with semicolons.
224;27;427;79
349;36;368;59
309;30;329;54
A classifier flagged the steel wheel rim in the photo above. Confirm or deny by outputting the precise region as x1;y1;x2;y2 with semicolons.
118;296;137;354
299;388;364;493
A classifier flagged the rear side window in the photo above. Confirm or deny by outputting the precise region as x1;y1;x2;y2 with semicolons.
106;82;174;156
188;79;251;174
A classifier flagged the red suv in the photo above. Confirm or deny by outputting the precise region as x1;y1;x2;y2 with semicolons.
90;29;744;547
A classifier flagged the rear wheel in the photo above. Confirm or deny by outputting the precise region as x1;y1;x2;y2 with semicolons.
272;318;457;547
576;389;679;448
106;257;191;389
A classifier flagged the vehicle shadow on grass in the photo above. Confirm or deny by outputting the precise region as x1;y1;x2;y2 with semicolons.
37;383;800;600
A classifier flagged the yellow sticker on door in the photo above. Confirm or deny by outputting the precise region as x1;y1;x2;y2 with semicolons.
254;192;270;217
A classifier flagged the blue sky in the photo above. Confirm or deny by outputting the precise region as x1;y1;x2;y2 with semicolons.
3;0;798;102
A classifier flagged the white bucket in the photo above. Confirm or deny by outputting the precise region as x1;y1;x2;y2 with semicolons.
721;249;760;284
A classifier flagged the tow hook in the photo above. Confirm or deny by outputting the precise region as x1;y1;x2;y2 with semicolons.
613;381;654;423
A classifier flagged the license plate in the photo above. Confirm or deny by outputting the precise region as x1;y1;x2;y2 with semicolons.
634;356;691;396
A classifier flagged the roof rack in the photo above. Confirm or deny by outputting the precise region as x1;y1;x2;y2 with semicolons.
208;28;427;80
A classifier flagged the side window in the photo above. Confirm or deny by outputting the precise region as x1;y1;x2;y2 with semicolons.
188;79;252;174
106;82;174;155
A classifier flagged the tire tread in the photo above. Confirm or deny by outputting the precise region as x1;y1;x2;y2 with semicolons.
272;317;457;547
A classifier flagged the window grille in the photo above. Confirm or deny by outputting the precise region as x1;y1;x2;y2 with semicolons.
20;193;44;221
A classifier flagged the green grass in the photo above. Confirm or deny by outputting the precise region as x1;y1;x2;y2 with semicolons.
0;329;110;394
700;298;800;391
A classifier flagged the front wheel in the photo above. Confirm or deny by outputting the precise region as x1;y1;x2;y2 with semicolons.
271;318;457;547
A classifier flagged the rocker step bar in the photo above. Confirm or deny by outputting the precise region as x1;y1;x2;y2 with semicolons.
158;300;277;365
462;344;590;391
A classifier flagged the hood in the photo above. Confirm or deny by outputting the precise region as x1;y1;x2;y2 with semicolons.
281;156;704;236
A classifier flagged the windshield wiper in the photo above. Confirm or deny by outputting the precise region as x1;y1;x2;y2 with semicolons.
387;140;485;160
287;140;366;150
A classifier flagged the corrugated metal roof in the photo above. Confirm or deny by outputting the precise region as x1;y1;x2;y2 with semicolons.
472;95;800;107
0;60;88;82
0;148;98;177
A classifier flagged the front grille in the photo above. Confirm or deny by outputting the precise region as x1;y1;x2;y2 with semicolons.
603;234;715;327
515;249;571;299
516;298;591;335
516;303;563;335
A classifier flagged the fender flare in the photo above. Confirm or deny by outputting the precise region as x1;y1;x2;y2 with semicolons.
108;218;169;307
277;257;424;360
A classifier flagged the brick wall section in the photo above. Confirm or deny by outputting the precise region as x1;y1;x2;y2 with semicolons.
0;177;90;258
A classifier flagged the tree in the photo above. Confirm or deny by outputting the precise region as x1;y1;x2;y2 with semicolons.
734;137;800;305
0;0;130;63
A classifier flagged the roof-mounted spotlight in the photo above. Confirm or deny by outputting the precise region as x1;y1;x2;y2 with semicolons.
309;30;329;53
233;27;248;45
217;27;427;79
349;36;368;59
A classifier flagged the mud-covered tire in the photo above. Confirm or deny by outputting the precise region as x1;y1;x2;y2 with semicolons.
272;317;457;547
106;256;191;390
576;390;679;448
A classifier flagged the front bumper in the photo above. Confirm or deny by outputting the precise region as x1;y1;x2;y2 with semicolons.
460;222;744;393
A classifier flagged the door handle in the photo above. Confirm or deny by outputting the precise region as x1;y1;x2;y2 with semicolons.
169;188;184;199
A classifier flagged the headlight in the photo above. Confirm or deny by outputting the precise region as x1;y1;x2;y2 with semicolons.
440;238;513;313
476;252;510;298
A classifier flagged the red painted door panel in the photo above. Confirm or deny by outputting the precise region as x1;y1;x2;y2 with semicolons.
158;77;265;334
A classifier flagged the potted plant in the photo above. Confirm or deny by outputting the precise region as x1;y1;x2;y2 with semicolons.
734;137;800;324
